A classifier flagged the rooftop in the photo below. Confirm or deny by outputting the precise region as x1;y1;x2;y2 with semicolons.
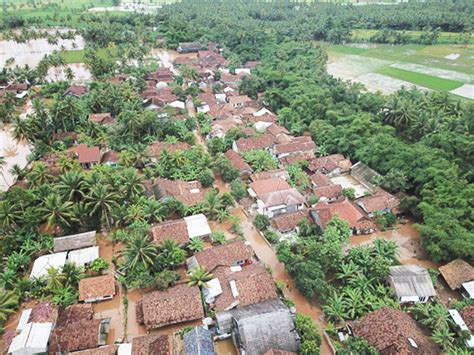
53;231;97;253
187;240;253;271
184;327;215;355
271;211;309;233
249;178;291;196
312;199;375;231
460;305;474;333
388;265;436;298
274;136;316;155
154;177;206;206
30;252;67;279
79;274;116;302
350;307;440;355
131;334;172;355
148;141;190;159
224;150;253;174
89;113;113;124
69;144;101;164
235;134;274;152
439;259;474;290
151;219;189;245
357;187;400;214
307;154;351;174
136;284;204;330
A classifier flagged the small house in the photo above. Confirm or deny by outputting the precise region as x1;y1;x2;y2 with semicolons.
101;150;120;167
349;307;440;354
248;178;306;218
184;327;216;355
224;150;253;179
216;299;300;355
79;274;116;303
449;308;474;348
88;113;114;125
64;85;87;98
311;199;375;235
439;259;474;298
307;154;351;176
273;136;316;160
16;301;58;332
151;214;212;246
178;42;202;53
350;161;381;192
5;83;28;99
204;263;278;312
8;323;53;355
187;240;253;271
154;177;206;206
270;210;309;241
387;265;436;304
228;95;252;108
69;144;101;169
136;284;204;330
54;231;97;253
357;187;401;217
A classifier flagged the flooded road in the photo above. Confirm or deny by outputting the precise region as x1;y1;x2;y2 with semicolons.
229;206;332;354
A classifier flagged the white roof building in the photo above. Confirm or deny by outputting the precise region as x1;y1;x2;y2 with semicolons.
462;281;474;299
16;309;32;332
205;278;223;303
67;246;99;266
197;104;210;114
449;309;474;348
169;100;185;109
8;322;53;355
118;343;132;355
183;213;212;239
30;252;67;279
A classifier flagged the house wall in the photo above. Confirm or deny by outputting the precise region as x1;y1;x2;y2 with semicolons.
399;295;430;304
259;202;304;218
85;294;113;303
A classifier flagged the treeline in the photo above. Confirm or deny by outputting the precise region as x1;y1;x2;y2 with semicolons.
154;1;473;262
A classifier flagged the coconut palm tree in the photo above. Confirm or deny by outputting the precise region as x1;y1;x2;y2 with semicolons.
0;289;19;324
56;171;85;202
46;267;66;292
120;168;145;201
0;201;21;230
12;116;32;143
86;184;120;230
9;164;26;181
432;327;455;352
187;267;213;288
157;239;186;269
28;162;54;188
38;193;77;228
121;232;158;271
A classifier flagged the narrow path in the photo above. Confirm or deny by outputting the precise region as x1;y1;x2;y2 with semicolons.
232;206;332;355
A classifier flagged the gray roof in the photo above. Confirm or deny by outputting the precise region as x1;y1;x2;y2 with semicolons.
216;300;299;355
184;327;215;355
53;231;97;253
350;162;381;191
388;265;436;298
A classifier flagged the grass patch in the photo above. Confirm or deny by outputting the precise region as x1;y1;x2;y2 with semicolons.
329;45;367;55
61;47;118;63
377;67;464;91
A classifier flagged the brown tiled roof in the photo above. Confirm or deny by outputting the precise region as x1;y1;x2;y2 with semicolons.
235;134;274;152
89;113;113;124
357;188;401;214
69;144;101;164
70;345;117;355
193;240;253;271
229;95;252;106
174;55;198;66
106;74;129;86
101;150;120;164
271;211;309;233
132;334;172;355
211;117;243;137
2;329;16;353
314;184;342;200
220;73;248;85
56;304;94;327
250;178;291;196
281;151;316;167
79;274;116;302
260;189;306;208
148;141;190;158
212;264;278;311
151;219;189;245
49;319;102;353
150;68;174;83
313;199;374;231
224;150;253;174
308;154;351;173
275;136;316;155
154;177;206;206
247;113;277;124
51;131;78;142
64;85;87;97
350;307;440;355
310;172;332;187
266;124;290;137
439;259;474;290
136;284;204;330
460;305;474;333
251;169;289;182
198;50;229;68
29;301;58;323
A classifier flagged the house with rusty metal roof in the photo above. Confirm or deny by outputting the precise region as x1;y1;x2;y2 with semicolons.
349;307;440;355
54;231;97;253
136;284;204;330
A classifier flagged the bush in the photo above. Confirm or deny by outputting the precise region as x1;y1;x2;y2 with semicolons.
210;231;226;244
90;258;110;275
230;179;247;200
198;169;215;187
308;195;319;205
342;188;356;200
295;313;321;346
264;230;279;244
254;214;270;231
155;270;179;291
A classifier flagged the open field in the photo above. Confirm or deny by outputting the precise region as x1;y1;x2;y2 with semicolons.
60;47;118;63
326;43;474;98
352;29;474;45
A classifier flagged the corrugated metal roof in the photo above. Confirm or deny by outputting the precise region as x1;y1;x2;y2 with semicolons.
67;246;99;266
9;322;52;354
184;214;212;239
30;252;67;279
54;231;97;252
388;265;436;298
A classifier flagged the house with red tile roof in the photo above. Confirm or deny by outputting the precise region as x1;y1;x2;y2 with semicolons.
147;141;190;160
149;68;174;83
204;263;278;312
187;240;253;271
273;136;317;160
153;177;206;206
69;144;101;169
249;178;306;218
356;187;401;217
232;134;275;153
307;154;351;176
136;284;204;330
88;113;114;125
198;50;229;69
311;199;375;234
224;150;253;179
150;214;211;246
79;274;116;303
270;210;310;240
64;85;87;98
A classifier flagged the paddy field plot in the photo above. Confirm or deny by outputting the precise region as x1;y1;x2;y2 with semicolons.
326;43;474;99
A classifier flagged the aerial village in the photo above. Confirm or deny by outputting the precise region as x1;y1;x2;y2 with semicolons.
1;38;473;355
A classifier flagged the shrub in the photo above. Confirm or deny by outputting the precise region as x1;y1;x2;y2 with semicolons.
254;214;270;231
198;169;215;187
264;230;279;244
342;188;356;200
308;195;319;205
230;179;247;201
210;231;226;245
90;258;110;275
